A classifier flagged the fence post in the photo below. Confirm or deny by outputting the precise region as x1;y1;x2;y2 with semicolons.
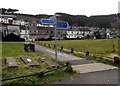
60;46;63;51
114;56;119;64
71;48;74;53
48;44;50;47
44;43;46;46
54;45;55;48
86;51;89;56
36;72;44;77
65;62;73;72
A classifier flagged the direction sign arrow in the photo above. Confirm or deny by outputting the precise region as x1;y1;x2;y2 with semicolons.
41;19;69;29
41;19;55;24
57;22;69;29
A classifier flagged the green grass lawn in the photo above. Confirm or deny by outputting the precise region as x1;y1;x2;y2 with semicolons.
38;39;119;56
1;42;76;86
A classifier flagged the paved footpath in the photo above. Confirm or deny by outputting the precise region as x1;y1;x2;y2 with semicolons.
34;44;119;84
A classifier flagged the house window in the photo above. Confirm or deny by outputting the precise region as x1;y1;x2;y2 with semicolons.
71;31;73;34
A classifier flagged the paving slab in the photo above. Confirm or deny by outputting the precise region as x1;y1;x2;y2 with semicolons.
6;57;18;67
20;56;39;66
61;59;95;65
72;63;118;74
38;56;56;67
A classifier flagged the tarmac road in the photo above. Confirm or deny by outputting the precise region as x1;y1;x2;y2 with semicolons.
48;69;118;84
35;44;95;65
34;44;119;84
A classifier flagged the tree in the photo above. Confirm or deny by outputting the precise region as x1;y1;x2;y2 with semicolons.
0;8;19;14
94;31;103;39
0;8;7;14
7;8;19;14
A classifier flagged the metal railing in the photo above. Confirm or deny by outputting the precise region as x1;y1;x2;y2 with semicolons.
1;64;69;81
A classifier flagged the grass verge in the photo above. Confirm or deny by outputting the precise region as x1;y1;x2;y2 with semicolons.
34;39;120;67
2;42;77;85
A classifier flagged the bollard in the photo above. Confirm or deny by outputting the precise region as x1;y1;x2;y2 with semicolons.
36;72;44;77
71;48;74;53
114;56;119;64
41;43;42;45
86;51;89;56
44;43;46;46
54;45;55;48
48;44;50;47
60;46;63;51
65;62;73;72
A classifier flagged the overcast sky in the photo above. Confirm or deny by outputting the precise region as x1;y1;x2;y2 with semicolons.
1;0;120;16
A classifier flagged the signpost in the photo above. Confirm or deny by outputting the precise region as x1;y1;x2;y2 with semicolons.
54;15;58;68
40;15;69;68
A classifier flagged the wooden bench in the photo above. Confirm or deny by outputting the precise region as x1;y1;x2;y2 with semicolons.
6;57;18;67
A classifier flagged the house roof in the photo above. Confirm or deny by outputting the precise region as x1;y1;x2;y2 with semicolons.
29;26;37;30
37;27;54;30
7;26;20;30
20;25;26;30
88;28;96;32
67;28;79;31
77;28;90;31
0;27;7;31
0;14;17;18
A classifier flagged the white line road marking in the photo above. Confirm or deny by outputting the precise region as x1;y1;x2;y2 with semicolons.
47;49;62;55
47;49;82;61
47;49;55;53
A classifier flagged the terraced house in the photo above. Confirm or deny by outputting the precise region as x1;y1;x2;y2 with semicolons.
0;13;119;41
